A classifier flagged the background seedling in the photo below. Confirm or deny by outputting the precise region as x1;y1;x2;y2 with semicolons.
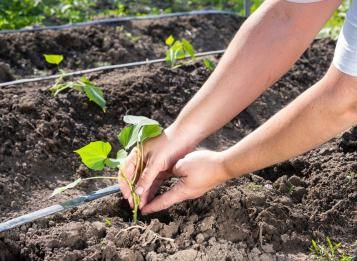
50;76;107;111
203;58;216;72
43;54;64;67
165;35;196;68
52;115;163;224
310;237;353;261
43;54;107;111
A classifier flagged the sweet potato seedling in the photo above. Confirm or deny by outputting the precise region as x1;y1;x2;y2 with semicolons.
51;115;163;224
165;35;196;68
43;54;106;111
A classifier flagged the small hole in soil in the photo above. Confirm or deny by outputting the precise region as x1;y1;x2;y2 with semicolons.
140;211;173;225
256;160;306;182
106;198;173;224
0;240;26;261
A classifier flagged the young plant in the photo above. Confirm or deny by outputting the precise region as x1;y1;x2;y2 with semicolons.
51;115;163;224
310;237;353;261
43;54;106;112
203;58;216;72
165;35;196;68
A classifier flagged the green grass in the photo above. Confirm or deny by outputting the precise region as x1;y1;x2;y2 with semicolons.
0;0;261;30
310;237;354;261
0;0;348;39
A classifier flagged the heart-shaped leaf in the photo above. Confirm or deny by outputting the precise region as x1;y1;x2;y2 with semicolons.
74;141;112;170
139;124;163;143
43;54;64;65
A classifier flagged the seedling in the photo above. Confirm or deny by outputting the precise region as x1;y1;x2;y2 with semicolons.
203;58;216;72
50;76;107;112
43;54;107;111
287;182;295;195
310;237;353;261
43;54;64;67
165;35;196;68
51;115;163;224
104;218;112;227
246;182;263;191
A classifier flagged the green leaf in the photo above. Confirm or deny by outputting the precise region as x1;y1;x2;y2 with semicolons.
104;158;120;168
139;124;163;143
117;149;128;160
123;115;158;126
182;38;195;58
203;59;216;72
51;178;82;197
80;77;106;112
124;125;141;150
74;141;112;170
165;35;175;46
43;54;64;65
118;125;141;150
118;126;133;148
104;149;127;168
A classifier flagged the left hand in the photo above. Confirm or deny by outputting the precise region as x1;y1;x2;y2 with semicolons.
140;150;232;214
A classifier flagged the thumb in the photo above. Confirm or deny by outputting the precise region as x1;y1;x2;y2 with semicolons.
141;179;189;214
134;164;161;196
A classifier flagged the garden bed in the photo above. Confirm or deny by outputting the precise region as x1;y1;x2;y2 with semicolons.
0;35;355;260
0;13;243;81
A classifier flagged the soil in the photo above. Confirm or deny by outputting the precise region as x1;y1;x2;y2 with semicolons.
0;14;243;81
0;15;356;261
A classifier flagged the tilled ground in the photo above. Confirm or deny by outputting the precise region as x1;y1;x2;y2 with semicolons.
0;13;243;81
0;36;356;260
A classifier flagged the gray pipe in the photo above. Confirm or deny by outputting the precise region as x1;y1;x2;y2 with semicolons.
0;185;120;233
0;49;225;88
0;10;239;34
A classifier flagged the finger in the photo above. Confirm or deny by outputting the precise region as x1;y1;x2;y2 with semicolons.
134;164;161;197
139;178;163;209
119;149;137;199
141;180;189;214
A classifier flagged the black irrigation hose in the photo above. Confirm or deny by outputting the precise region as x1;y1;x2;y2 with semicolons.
0;10;240;34
0;49;225;87
0;185;120;233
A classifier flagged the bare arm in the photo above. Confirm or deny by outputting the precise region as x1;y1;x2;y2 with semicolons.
168;0;341;145
222;66;357;178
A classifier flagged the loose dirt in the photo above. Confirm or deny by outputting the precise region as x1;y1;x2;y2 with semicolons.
0;14;243;81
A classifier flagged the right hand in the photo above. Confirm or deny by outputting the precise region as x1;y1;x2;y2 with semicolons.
119;126;196;209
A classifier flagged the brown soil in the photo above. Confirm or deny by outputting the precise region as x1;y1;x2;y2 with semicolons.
0;14;243;81
0;22;356;261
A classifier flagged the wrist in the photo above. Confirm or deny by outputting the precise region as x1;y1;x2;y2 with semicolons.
215;151;236;182
220;148;246;179
165;122;205;151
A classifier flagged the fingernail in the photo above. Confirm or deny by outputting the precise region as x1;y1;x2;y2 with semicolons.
135;186;144;195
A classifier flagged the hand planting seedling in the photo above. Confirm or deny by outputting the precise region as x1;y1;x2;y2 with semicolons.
43;54;106;111
51;115;163;224
165;35;196;68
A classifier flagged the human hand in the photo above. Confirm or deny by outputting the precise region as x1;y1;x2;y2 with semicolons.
140;150;232;214
119;126;196;209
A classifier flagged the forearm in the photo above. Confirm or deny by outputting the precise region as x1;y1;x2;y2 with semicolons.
222;66;357;177
168;0;340;146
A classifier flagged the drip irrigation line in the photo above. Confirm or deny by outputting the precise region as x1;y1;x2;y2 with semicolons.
0;185;120;233
0;49;225;88
0;10;239;34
